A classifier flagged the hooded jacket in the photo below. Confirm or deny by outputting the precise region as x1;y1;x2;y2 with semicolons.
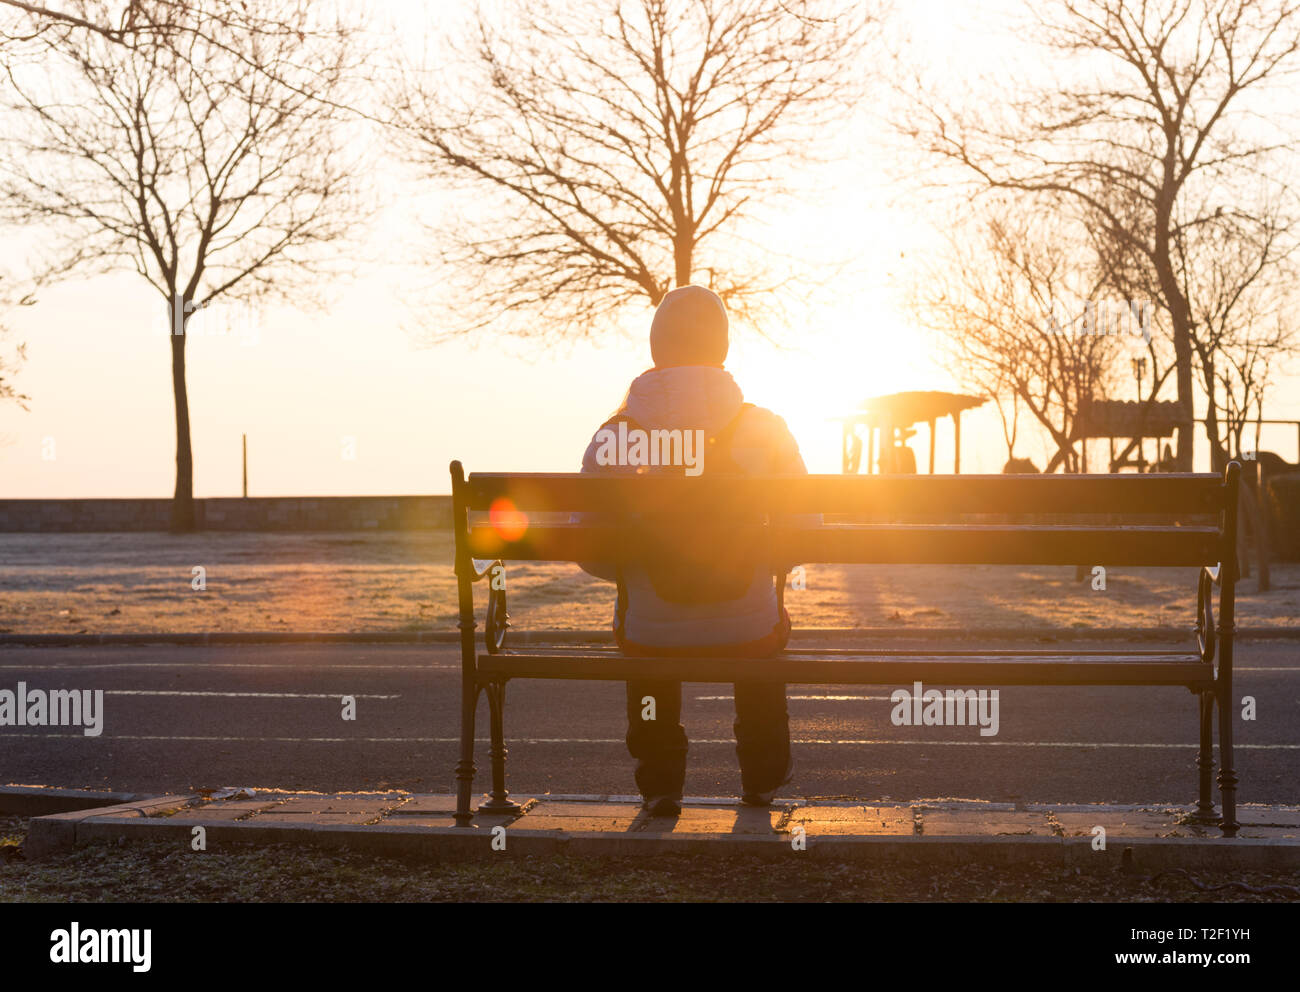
579;365;809;655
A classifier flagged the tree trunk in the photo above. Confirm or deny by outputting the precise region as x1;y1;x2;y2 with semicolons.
1152;157;1196;472
1044;441;1075;473
170;311;196;532
674;237;692;288
1172;357;1195;471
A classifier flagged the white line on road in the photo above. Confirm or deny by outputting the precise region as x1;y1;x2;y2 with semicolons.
698;695;897;701
3;733;1299;748
103;690;400;699
0;663;440;671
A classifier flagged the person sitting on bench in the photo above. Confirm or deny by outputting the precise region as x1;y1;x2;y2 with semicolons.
577;285;809;816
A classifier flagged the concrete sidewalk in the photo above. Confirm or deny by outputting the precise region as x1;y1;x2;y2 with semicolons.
21;790;1300;869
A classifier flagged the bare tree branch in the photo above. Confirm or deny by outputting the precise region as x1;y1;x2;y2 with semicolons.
0;0;368;527
904;0;1300;470
390;0;883;343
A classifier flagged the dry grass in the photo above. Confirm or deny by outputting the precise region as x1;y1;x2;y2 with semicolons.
2;817;1297;903
2;532;1298;635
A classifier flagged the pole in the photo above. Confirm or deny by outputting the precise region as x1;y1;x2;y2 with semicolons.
242;433;248;498
953;412;962;474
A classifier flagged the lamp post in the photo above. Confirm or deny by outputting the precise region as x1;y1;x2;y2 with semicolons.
1132;357;1148;471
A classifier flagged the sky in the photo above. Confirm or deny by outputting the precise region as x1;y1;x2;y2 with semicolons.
1;0;1298;498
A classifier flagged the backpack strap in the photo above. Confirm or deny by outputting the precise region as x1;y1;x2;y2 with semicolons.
705;403;754;473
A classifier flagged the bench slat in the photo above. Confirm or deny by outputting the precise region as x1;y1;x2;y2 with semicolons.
465;472;1227;515
467;523;1223;566
477;653;1214;686
508;644;1202;658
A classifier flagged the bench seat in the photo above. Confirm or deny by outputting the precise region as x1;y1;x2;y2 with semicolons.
478;647;1214;687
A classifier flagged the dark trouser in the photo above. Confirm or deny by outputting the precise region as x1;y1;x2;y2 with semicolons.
625;680;790;799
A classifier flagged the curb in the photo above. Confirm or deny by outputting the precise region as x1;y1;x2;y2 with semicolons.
2;626;1298;646
24;795;1300;869
0;786;144;816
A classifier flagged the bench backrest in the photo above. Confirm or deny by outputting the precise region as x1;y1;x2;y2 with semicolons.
452;466;1240;569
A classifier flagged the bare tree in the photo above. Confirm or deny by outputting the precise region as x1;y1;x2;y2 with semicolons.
0;276;32;408
0;1;382;117
913;205;1154;472
0;0;365;528
908;0;1300;470
0;0;133;44
391;0;881;341
1184;200;1298;467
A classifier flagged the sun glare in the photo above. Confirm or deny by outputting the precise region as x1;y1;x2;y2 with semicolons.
729;299;949;472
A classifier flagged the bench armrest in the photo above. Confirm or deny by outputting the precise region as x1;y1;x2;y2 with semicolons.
1197;568;1216;664
474;560;508;653
469;558;502;582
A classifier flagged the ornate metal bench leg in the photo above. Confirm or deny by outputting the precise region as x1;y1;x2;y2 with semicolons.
454;680;480;825
1217;684;1239;837
1186;689;1218;825
479;680;521;814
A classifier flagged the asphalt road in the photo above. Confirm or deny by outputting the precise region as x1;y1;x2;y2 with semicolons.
1;640;1298;805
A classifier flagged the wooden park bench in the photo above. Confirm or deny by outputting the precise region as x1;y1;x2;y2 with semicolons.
449;461;1243;836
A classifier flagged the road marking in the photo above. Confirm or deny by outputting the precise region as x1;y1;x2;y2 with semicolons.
0;663;442;671
102;690;400;699
3;733;1299;749
699;694;896;701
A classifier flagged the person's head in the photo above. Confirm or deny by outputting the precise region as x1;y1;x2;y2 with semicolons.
649;285;729;369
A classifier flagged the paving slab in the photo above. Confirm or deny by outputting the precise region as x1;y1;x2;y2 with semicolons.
638;807;786;835
1052;809;1190;838
789;805;914;836
515;817;642;832
251;811;380;824
371;814;458;828
254;797;404;815
920;809;1055;837
390;796;458;815
1236;805;1300;827
196;798;286;811
527;801;645;818
181;799;288;821
1237;825;1300;839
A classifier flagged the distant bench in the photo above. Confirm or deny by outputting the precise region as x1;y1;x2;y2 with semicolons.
449;461;1243;836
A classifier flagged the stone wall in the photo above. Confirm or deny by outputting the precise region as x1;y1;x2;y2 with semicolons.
0;496;453;532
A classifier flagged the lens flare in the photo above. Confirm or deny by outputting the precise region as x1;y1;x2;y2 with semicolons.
488;498;529;542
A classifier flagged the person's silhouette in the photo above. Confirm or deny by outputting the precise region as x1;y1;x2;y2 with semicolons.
578;286;807;815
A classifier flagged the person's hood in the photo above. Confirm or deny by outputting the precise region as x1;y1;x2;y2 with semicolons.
620;366;745;432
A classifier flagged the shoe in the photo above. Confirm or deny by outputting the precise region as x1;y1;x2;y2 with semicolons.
740;756;794;807
642;795;683;817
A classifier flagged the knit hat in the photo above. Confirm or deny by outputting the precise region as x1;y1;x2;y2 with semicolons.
649;285;729;368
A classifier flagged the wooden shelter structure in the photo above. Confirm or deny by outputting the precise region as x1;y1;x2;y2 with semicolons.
1071;399;1192;473
836;391;987;475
